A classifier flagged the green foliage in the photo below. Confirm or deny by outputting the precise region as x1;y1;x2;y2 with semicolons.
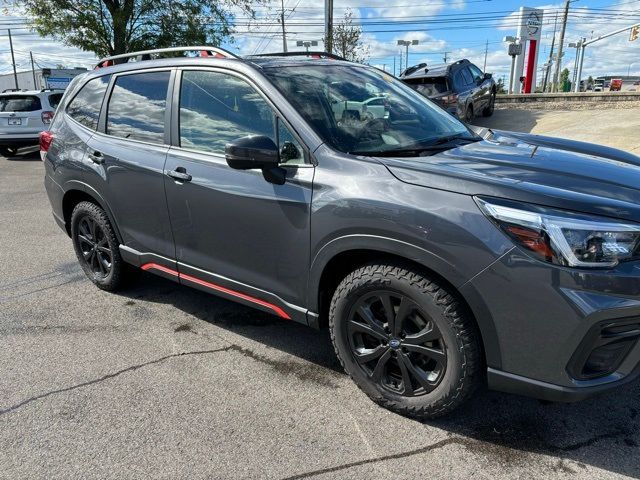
496;77;506;94
325;9;369;63
20;0;257;57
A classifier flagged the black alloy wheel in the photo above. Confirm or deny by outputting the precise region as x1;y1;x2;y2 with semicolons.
347;291;446;396
71;201;132;291
76;215;113;279
330;262;482;418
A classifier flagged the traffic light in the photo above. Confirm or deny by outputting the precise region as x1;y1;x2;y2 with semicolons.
630;25;640;42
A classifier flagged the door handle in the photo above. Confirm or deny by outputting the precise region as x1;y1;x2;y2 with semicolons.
88;150;104;164
167;167;192;182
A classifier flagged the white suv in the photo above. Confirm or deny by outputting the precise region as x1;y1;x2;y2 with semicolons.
0;89;63;156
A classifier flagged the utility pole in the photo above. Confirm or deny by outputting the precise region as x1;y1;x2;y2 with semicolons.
483;39;488;72
393;55;396;76
280;0;288;52
552;0;570;92
443;51;450;63
8;29;19;90
543;12;558;93
29;51;37;90
324;0;333;54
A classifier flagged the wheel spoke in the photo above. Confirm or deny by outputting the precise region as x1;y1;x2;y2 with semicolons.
78;234;93;247
82;250;93;260
394;296;412;336
97;253;106;274
379;293;395;329
90;219;98;243
355;304;387;338
370;349;393;382
97;245;111;255
348;319;387;342
397;353;415;396
404;325;440;345
399;352;437;393
404;344;446;363
354;344;388;365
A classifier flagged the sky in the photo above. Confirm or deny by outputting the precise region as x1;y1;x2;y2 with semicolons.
0;0;639;84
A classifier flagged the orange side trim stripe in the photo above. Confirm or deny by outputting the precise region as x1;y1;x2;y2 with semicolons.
141;263;291;320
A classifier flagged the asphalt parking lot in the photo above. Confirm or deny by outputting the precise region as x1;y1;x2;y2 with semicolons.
1;110;639;479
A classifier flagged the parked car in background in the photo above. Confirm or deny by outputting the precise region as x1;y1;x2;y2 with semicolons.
0;89;63;156
610;79;623;92
399;59;496;121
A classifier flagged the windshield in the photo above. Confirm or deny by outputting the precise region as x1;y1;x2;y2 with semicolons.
262;64;472;155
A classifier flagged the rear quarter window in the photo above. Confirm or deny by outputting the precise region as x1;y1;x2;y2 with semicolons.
0;95;42;112
66;75;111;130
47;93;64;109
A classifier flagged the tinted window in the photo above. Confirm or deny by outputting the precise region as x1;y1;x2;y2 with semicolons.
460;68;474;86
48;93;63;109
179;70;275;154
278;119;305;165
107;71;170;144
404;77;449;96
0;95;42;112
468;64;484;82
66;75;111;130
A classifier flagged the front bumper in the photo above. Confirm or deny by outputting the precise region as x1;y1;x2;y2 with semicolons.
461;249;640;401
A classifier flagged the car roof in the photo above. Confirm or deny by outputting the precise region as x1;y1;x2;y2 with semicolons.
0;90;63;96
401;59;470;80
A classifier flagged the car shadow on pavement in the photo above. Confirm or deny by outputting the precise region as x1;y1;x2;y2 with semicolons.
119;273;640;478
1;146;40;161
472;108;542;134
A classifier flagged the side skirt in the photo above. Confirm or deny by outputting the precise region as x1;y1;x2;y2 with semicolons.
119;245;310;324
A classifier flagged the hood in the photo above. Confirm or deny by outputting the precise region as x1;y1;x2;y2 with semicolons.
381;130;640;222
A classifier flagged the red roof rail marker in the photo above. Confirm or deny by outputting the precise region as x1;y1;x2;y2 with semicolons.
140;263;290;320
94;46;239;69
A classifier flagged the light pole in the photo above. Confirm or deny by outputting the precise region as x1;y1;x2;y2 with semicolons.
397;39;419;75
296;40;318;53
628;62;637;78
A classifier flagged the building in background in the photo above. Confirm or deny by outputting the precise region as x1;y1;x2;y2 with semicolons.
0;68;87;92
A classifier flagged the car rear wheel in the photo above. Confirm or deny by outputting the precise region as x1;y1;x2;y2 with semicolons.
483;93;496;117
71;201;131;291
329;262;482;419
0;146;18;157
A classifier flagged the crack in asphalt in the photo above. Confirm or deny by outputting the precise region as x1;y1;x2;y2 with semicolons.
0;346;232;416
283;429;633;479
282;438;473;479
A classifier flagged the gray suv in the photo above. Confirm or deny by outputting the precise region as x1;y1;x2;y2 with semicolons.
43;47;640;418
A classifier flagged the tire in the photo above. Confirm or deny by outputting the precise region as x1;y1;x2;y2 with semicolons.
482;93;496;117
329;262;482;419
0;146;18;157
71;201;131;291
464;104;474;122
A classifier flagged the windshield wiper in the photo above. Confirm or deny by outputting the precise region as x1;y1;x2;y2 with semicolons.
350;135;481;157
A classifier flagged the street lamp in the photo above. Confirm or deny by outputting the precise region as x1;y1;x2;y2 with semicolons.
628;62;637;78
296;40;318;53
397;39;419;74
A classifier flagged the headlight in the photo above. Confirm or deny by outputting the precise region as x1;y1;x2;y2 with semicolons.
476;198;640;268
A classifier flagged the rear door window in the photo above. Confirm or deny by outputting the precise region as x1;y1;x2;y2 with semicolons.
66;75;111;130
460;68;474;86
48;93;64;109
106;71;170;144
468;64;484;83
0;95;42;112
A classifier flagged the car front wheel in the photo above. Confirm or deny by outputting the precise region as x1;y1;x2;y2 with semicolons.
329;262;482;419
483;93;496;117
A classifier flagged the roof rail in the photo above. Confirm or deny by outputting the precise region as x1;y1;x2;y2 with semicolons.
249;51;347;61
40;88;64;92
400;62;428;78
95;46;239;69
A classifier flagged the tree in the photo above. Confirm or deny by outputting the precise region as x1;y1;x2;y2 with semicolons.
21;0;256;57
325;9;369;63
587;75;594;88
559;67;570;92
496;77;506;94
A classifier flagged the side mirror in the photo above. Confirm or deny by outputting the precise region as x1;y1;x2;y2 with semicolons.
225;135;286;185
484;72;492;80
